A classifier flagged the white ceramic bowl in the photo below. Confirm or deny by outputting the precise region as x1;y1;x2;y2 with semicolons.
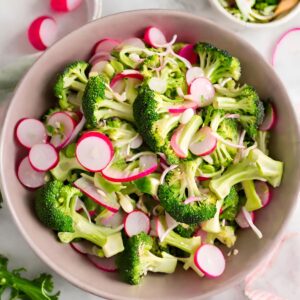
210;0;300;28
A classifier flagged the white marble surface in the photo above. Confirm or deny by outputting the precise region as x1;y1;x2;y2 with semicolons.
0;0;300;299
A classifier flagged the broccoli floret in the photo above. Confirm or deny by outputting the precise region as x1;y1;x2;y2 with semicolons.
35;180;123;257
256;130;270;155
54;61;89;110
158;160;217;224
206;225;237;248
133;85;182;164
50;151;85;181
134;173;160;196
242;180;263;211
194;42;241;83
174;224;198;238
220;186;241;221
82;75;134;127
117;233;177;285
209;149;283;199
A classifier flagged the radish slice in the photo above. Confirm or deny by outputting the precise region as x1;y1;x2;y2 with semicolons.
130;135;143;149
15;118;47;149
73;177;120;212
235;209;255;229
28;143;58;172
241;207;263;239
28;16;57;51
189;127;217;156
189;77;215;106
168;101;198;113
180;108;195;124
124;210;150;237
70;240;98;255
68;116;86;145
259;103;276;131
50;0;82;12
95;210;124;228
178;44;198;65
110;70;143;91
255;181;271;208
197;176;210;181
76;132;113;172
194;229;207;243
171;125;187;158
144;26;167;48
186;67;204;85
89;61;109;75
102;154;158;183
87;254;117;272
119;38;146;49
194;244;226;278
89;52;112;65
148;77;167;94
17;157;46;189
92;38;119;55
47;112;76;149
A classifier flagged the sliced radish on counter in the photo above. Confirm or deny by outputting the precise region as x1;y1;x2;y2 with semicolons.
189;77;215;106
17;157;46;189
92;38;119;55
102;154;158;182
15;118;47;149
178;44;198;65
189;127;217;156
29;143;58;171
50;0;82;12
74;177;120;212
47;112;76;149
186;67;204;85
87;254;118;272
194;244;226;278
259;103;276;131
76;132;114;172
28;16;57;51
124;210;150;237
144;26;167;48
255;181;271;207
168;101;198;114
235;209;255;229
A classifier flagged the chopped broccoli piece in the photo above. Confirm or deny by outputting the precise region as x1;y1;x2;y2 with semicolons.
82;75;134;127
117;233;177;285
194;42;241;83
206;225;237;248
158;160;217;224
201;199;223;233
220;186;241;221
242;180;263;211
256;130;270;155
209;148;283;199
134;173;160;196
174;223;198;238
54;61;89;110
0;255;60;300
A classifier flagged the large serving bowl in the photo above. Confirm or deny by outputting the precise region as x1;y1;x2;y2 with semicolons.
1;10;299;300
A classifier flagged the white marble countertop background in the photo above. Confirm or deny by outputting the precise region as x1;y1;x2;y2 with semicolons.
1;0;300;299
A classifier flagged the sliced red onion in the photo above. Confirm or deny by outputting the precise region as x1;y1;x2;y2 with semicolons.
211;132;245;149
68;116;86;145
184;196;202;205
242;207;263;239
160;164;178;184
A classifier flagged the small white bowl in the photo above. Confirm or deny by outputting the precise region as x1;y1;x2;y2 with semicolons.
209;0;300;28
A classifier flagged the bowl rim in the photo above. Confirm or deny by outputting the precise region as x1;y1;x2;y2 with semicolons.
209;0;300;28
1;9;300;300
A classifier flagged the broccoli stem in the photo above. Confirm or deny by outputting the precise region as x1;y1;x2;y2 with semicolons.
242;180;262;211
142;252;177;274
154;115;181;141
70;81;86;92
181;159;202;197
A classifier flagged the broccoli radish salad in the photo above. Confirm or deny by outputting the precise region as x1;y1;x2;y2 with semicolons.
219;0;298;23
14;26;283;285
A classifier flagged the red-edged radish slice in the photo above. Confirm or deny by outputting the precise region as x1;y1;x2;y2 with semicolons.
15;118;47;149
70;240;98;255
28;16;57;51
240;207;263;239
87;254;117;272
180;108;195;124
144;26;167;48
110;70;143;92
178;44;198;65
194;244;226;278
74;177;119;212
235;209;255;229
29;143;58;172
89;52;112;65
92;38;119;55
119;37;146;49
170;125;187;158
124;210;150;237
102;154;158;183
197;176;210;181
259;103;276;131
189;127;217;156
254;181;271;207
96;210;124;228
186;67;204;85
50;0;82;12
130;135;143;149
17;156;46;189
189;77;215;106
168;101;198;114
89;61;109;75
194;229;207;243
68;116;86;145
76;132;113;172
47;112;76;149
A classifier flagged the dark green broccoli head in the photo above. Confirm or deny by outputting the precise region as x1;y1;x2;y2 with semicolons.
174;224;198;238
117;232;177;285
54;61;89;110
82;75;134;127
194;42;241;83
158;162;217;224
220;186;240;221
